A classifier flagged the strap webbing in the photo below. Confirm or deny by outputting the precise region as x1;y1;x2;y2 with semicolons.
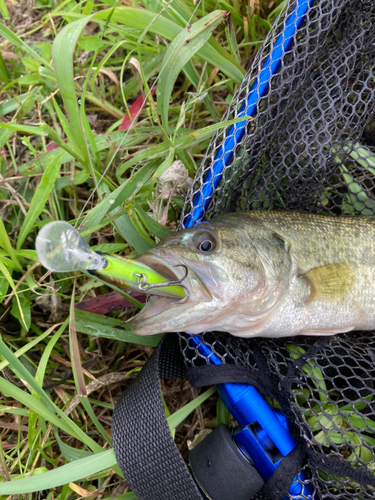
112;334;203;500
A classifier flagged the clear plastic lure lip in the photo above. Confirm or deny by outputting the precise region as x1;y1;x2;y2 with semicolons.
35;221;187;300
35;221;107;273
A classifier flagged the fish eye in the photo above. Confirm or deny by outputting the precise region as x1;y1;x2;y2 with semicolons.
196;234;216;253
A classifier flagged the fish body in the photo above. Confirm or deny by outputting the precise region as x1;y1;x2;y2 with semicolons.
131;211;375;338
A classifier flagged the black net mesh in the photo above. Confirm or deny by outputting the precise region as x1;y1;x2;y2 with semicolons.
177;0;375;498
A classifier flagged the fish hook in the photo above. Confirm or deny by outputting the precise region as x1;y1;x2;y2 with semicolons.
133;264;189;304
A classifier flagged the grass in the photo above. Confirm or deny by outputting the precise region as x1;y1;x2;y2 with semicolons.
0;0;283;497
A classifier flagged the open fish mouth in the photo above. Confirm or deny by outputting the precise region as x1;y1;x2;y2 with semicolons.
130;250;212;335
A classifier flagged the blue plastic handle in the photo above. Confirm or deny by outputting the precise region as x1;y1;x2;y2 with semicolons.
184;0;315;229
184;0;317;497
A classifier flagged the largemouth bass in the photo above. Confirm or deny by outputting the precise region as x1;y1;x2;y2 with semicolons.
131;211;375;338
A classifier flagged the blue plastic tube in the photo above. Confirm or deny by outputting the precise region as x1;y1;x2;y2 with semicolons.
184;0;315;229
184;0;317;497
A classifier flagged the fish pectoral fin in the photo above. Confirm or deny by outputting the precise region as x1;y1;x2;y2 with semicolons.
299;326;355;336
301;263;355;302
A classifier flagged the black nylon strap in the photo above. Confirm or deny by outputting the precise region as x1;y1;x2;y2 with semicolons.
112;335;203;500
261;435;307;500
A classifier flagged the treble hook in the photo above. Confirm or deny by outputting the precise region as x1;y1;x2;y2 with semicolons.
133;264;189;304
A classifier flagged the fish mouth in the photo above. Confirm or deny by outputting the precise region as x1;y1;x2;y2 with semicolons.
131;250;212;335
136;254;182;283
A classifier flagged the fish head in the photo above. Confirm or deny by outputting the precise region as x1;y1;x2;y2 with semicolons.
131;214;292;336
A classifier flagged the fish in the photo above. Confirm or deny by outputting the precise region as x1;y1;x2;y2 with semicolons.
130;211;375;338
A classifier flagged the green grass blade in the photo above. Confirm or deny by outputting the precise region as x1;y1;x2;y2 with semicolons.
0;51;9;83
52;16;94;166
0;260;26;328
0;375;82;441
0;337;103;452
0;121;46;136
70;292;112;446
51;97;84;161
16;152;64;250
219;1;243;26
83;161;158;234
0;325;62;372
28;321;67;448
20;130;148;174
75;309;162;347
0;217;21;269
117;115;252;179
0;127;14;148
95;8;244;83
157;10;228;131
114;213;155;254
133;202;171;239
0;449;117;495
0;91;36;118
224;14;241;63
116;142;170;178
167;386;217;430
0;22;52;69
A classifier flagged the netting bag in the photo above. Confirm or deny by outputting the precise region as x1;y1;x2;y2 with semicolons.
178;0;375;498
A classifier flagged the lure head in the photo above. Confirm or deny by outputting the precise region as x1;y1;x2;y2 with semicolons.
130;214;291;336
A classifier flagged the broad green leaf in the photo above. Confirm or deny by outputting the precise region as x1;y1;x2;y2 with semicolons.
156;10;228;131
75;309;162;346
17;152;64;250
55;171;90;190
18;74;40;86
0;449;117;494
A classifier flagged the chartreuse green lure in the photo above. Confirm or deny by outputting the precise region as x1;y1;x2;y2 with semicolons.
35;221;186;300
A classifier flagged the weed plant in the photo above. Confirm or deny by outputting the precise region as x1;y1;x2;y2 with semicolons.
0;0;284;497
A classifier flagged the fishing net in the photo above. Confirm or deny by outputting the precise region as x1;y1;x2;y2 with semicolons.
178;0;375;498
